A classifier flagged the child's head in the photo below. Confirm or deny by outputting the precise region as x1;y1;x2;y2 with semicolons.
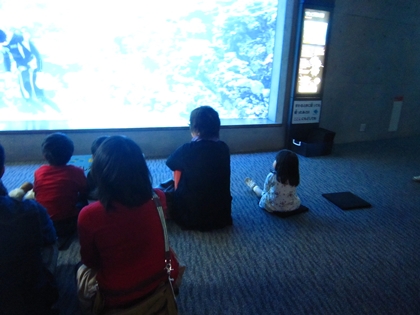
91;136;152;210
42;133;74;166
189;106;220;139
91;136;109;157
274;149;300;186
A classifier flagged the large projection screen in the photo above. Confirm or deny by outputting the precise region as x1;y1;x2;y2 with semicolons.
0;0;283;131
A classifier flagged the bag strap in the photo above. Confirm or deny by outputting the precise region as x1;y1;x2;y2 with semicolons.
100;192;172;298
152;191;173;279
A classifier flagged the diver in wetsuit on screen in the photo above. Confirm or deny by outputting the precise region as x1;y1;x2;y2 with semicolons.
0;27;59;112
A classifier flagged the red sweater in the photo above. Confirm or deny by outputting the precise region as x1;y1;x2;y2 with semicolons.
78;189;179;307
34;164;87;221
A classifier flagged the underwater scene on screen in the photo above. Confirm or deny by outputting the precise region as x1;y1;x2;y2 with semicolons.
0;0;279;130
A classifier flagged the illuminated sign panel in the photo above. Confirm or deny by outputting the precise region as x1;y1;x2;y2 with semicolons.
296;9;330;95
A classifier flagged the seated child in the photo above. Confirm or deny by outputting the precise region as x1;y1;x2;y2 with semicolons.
33;132;88;244
166;106;232;231
86;135;109;200
245;149;306;214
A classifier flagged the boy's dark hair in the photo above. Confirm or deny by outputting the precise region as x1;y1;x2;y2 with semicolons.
91;136;153;210
91;136;109;156
42;133;74;166
0;144;4;168
189;106;220;139
274;149;300;187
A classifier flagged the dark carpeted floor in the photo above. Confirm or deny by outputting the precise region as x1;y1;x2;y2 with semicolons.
2;136;420;315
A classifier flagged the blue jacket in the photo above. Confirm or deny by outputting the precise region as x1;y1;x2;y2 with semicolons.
0;180;58;314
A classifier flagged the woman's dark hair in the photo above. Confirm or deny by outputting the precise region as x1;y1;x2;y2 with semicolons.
91;136;153;211
91;136;109;156
274;149;300;187
42;133;74;166
189;106;220;139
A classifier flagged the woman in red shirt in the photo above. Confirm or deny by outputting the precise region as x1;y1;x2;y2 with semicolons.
77;136;180;314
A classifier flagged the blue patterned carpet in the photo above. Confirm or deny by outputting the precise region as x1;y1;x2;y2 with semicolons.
2;136;420;315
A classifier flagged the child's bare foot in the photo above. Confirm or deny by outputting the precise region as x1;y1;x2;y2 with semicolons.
245;177;257;190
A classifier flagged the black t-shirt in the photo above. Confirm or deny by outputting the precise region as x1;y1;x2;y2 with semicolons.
166;140;232;231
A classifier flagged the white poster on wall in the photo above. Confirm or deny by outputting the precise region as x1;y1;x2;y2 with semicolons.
292;100;321;124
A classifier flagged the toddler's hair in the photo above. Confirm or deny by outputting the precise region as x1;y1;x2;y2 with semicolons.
42;133;74;166
91;136;109;156
274;149;300;186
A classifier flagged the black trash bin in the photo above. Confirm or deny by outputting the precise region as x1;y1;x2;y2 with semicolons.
290;128;336;157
